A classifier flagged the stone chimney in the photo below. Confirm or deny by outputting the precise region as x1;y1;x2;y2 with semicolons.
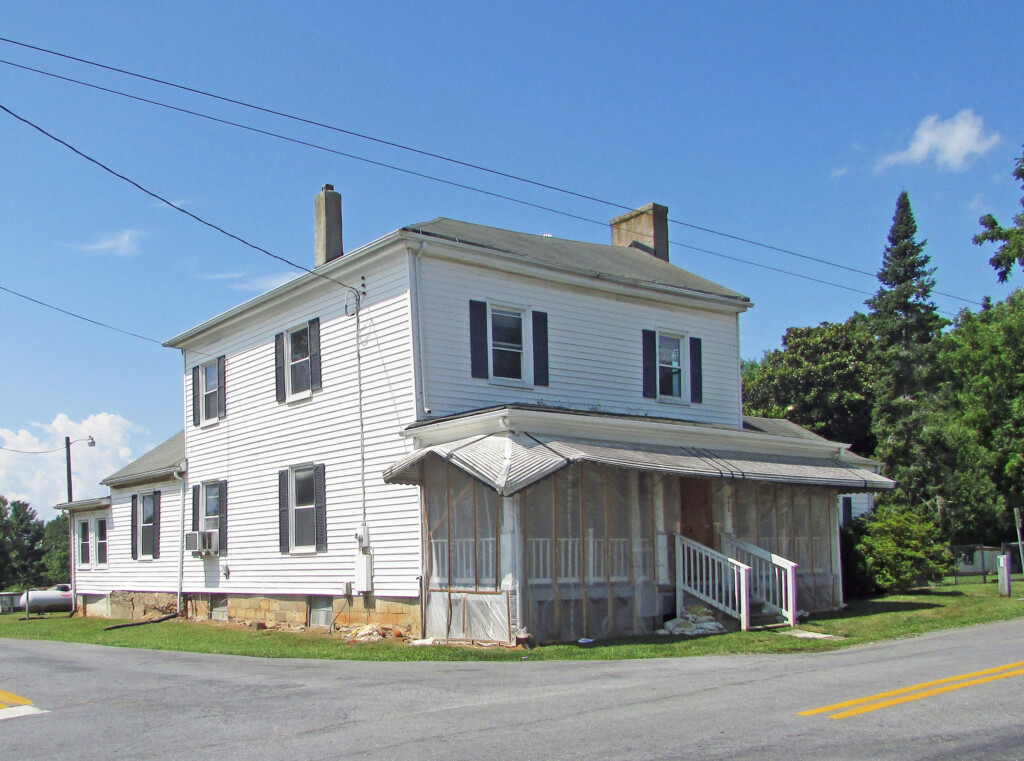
610;203;669;262
314;184;343;267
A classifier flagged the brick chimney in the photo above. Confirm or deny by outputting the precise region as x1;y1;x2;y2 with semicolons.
610;203;669;262
315;184;343;267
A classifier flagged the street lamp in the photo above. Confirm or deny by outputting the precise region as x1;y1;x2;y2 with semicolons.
64;435;95;618
64;435;96;503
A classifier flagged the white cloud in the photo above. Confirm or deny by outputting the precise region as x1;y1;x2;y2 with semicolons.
75;230;143;256
0;413;149;517
228;272;298;292
198;271;248;281
877;109;1000;172
968;194;985;211
830;166;848;180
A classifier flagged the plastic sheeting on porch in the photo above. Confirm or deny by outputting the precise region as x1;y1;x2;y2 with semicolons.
383;431;894;496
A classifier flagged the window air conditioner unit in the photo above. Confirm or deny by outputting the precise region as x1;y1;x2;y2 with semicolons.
185;531;219;556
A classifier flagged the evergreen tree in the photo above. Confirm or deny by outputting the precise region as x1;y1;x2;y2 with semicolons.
41;513;70;586
866;191;946;506
974;146;1024;282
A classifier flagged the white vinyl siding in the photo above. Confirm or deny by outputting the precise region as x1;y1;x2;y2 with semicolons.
181;251;420;597
73;482;182;596
419;257;742;427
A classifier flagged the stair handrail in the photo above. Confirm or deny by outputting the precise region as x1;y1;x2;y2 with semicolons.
720;533;798;627
675;534;751;631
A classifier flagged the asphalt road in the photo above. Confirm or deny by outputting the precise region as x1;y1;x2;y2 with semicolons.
2;619;1023;760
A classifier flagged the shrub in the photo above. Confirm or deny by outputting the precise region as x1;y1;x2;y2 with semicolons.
857;504;952;593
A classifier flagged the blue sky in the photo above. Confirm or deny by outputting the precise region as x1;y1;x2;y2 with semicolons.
2;1;1022;512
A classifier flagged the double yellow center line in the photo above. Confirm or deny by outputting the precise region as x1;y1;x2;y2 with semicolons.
800;660;1024;719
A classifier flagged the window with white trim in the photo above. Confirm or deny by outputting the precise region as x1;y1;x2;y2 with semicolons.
132;491;160;560
278;463;327;554
78;515;108;569
658;333;684;398
203;481;221;534
191;356;225;426
275;319;321;403
642;329;702;404
468;300;549;387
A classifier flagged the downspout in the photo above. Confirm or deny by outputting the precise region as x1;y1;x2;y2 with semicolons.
177;347;189;615
411;241;431;416
173;462;187;615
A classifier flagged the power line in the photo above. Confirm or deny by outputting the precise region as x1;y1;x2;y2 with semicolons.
0;102;964;322
0;283;164;344
0;443;65;454
0;37;982;308
0;103;362;302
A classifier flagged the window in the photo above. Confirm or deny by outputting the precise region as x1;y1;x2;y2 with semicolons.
278;464;327;554
191;356;226;426
658;334;683;398
469;300;548;386
275;318;322;402
642;330;702;404
77;516;109;569
191;480;228;554
96;518;107;565
78;520;90;568
131;491;161;560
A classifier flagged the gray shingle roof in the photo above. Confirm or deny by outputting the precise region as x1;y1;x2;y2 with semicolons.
403;218;750;304
102;431;185;486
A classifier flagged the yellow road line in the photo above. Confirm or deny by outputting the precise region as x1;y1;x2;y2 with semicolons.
830;667;1024;719
799;659;1024;717
0;688;33;708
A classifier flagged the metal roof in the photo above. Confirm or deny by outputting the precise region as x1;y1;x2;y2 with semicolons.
101;431;185;487
404;218;750;304
383;431;895;496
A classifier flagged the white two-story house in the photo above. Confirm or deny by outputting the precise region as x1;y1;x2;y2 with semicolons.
62;187;891;642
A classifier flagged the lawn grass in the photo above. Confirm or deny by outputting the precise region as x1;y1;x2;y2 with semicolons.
2;576;1022;662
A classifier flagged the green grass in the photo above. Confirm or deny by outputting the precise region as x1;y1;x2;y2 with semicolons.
2;577;1023;662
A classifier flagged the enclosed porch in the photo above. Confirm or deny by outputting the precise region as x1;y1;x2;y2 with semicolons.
387;429;892;643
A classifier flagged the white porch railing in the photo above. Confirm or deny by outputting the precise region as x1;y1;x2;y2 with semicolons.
720;533;798;627
675;534;751;631
525;535;631;583
430;538;496;588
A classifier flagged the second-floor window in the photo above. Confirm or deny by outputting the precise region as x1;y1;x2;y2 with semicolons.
275;318;322;403
469;300;549;387
642;329;703;404
191;356;226;426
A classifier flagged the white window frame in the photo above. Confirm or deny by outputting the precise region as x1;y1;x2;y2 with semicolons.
655;330;689;404
138;492;157;561
487;301;533;388
202;481;221;534
289;463;318;554
285;324;313;402
78;515;109;569
199;359;221;426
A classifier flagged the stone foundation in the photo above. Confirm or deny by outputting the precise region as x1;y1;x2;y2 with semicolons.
107;591;178;620
83;591;421;636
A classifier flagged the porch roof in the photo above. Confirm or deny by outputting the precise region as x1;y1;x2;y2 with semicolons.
382;431;895;497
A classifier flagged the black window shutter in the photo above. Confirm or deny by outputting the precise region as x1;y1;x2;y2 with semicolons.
191;366;200;426
532;311;549;386
131;494;139;560
219;480;228;554
191;485;200;532
274;333;286;402
642;330;657;398
469;300;489;379
217;355;226;418
314;463;327;553
278;470;289;554
689;337;703;404
152;491;161;559
309;318;322;392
